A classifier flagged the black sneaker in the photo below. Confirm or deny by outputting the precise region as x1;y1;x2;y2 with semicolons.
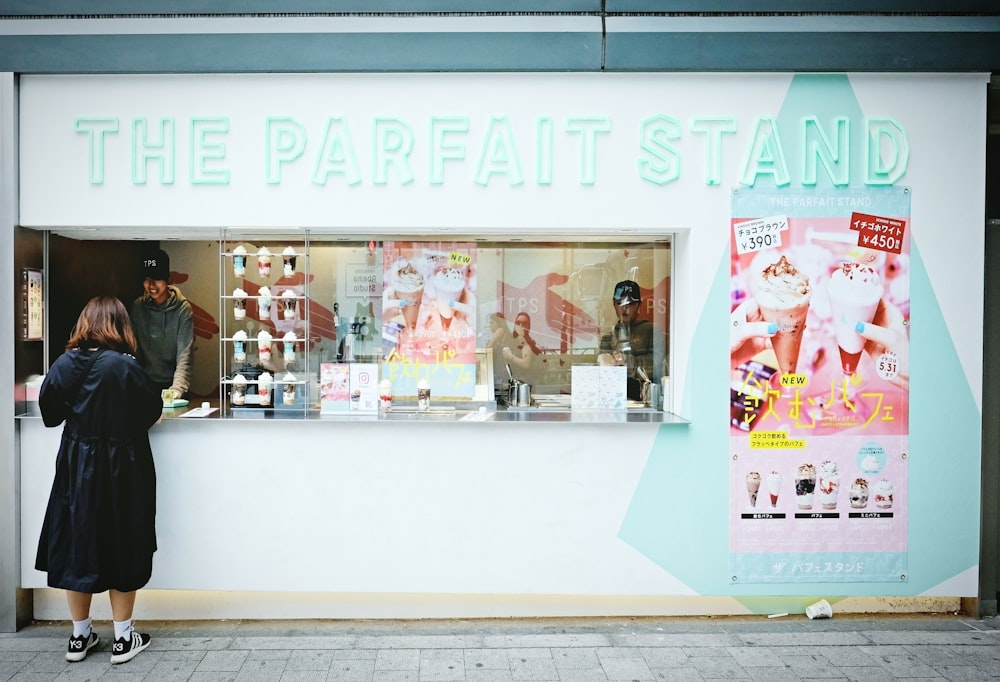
66;631;99;662
110;630;150;664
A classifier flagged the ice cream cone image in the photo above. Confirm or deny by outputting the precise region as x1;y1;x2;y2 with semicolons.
392;259;424;330
752;255;812;377
827;261;883;375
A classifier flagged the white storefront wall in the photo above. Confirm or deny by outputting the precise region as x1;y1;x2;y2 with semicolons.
16;72;987;619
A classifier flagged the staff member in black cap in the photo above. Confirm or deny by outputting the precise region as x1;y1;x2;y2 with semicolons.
129;248;194;400
598;279;664;400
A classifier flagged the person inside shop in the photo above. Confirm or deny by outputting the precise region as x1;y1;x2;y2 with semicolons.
36;296;163;665
130;248;194;401
486;312;516;394
502;311;544;389
598;279;665;400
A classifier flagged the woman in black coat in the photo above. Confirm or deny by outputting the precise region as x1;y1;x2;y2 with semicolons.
36;296;163;665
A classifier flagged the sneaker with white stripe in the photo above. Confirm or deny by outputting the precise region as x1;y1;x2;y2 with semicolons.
109;630;150;664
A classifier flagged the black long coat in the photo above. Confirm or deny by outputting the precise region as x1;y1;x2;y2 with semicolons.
35;348;163;593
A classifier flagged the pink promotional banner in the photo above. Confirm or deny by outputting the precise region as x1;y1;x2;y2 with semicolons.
381;241;478;399
729;187;911;583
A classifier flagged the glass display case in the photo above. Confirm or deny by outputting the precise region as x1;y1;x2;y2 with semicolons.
215;231;672;418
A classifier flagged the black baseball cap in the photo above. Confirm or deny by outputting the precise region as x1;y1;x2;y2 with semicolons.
613;280;641;305
142;249;170;281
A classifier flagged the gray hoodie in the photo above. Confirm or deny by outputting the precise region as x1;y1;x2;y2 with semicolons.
130;285;194;396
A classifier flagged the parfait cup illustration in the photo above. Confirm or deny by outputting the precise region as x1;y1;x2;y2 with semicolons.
434;267;466;331
233;288;248;320
282;246;297;276
282;372;296;405
232;329;248;363
258;371;273;406
873;478;894;509
392;259;425;332
231;373;247;406
282;289;298;320
818;460;841;510
417;378;431;411
257;246;272;277
745;471;761;508
257;286;272;320
232;245;248;276
794;463;817;510
850;478;870;508
827;261;884;375
257;330;273;363
379;378;393;412
282;331;297;364
767;471;782;508
752;255;812;383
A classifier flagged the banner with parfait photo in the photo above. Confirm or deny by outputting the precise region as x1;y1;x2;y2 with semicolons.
728;186;911;583
381;241;478;400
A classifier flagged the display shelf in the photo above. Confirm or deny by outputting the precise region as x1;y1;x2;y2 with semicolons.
218;232;312;418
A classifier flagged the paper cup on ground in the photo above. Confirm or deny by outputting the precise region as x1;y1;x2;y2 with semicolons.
805;599;833;619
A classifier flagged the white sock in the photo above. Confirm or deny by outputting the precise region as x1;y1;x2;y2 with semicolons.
113;619;132;641
72;617;92;638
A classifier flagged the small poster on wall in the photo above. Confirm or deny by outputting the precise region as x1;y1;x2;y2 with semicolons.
23;268;44;341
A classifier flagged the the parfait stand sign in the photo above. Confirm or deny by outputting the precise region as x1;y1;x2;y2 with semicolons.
728;187;911;583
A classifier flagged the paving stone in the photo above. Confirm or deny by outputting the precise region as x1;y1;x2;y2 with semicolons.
647;668;707;681
466;670;516;682
278;672;328;682
638;647;692;668
327;658;376;681
464;648;509;670
509;656;559;681
144;660;201;681
612;634;738;649
725;646;785;667
550;647;600;669
285;650;337;671
599;655;654;681
234;657;286;681
557;668;608;681
419;655;465;681
778;653;841;678
197;649;250;673
375;649;420;671
484;635;610;649
372;671;420;682
690;656;750;679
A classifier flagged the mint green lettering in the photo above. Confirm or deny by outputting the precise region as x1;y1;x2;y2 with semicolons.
536;117;553;185
741;117;790;187
132;118;174;185
690;117;737;186
75;117;119;185
638;114;681;186
429;117;468;185
265;117;306;184
313;118;360;186
474;116;523;186
190;117;230;185
803;116;848;187
865;117;909;186
566;117;611;185
373;118;414;185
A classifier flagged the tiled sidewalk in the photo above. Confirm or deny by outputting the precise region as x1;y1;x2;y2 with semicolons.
1;614;999;680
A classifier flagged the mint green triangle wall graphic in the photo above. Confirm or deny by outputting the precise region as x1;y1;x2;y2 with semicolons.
618;74;981;605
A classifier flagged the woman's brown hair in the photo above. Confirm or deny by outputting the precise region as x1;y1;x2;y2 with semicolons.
66;296;138;355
